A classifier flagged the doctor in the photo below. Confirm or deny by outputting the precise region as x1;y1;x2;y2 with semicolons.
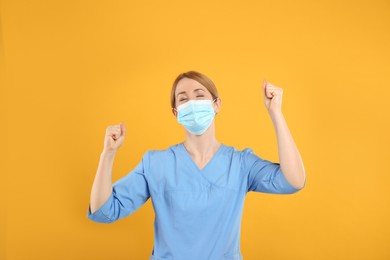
87;70;306;260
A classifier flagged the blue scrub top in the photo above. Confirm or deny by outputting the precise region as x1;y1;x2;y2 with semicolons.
87;142;303;260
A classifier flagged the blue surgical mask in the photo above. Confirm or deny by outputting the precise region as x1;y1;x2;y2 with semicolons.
176;98;217;135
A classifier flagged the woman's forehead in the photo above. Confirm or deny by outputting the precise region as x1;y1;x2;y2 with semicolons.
175;78;206;95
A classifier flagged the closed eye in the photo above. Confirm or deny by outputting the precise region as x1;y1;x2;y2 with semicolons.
179;95;204;101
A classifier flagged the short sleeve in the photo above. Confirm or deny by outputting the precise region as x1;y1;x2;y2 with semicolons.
87;151;151;223
241;148;302;194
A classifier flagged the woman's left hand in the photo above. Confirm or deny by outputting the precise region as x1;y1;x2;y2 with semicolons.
262;79;283;115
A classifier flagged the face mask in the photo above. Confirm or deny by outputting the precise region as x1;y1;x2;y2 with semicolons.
175;98;217;135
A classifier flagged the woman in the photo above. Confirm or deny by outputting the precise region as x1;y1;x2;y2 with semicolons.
87;71;306;260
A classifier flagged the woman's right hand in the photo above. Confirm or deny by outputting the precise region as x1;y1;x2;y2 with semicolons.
103;122;126;154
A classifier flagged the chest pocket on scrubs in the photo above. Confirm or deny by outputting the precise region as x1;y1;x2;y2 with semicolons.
168;187;228;230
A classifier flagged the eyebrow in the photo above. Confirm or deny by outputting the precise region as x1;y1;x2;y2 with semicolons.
176;88;205;98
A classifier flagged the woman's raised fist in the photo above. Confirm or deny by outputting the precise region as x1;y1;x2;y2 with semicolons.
103;122;126;153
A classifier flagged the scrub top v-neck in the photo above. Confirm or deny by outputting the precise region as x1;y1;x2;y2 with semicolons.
87;142;303;260
180;142;225;182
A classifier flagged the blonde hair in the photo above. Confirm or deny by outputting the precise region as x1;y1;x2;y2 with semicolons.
170;70;219;109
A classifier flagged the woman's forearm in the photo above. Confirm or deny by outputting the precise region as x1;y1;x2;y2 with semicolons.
89;150;116;214
270;111;306;189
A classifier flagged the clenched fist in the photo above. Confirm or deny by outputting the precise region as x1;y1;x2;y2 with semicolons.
103;122;126;153
262;80;283;115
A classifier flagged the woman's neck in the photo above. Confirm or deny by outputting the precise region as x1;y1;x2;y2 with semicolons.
183;123;221;160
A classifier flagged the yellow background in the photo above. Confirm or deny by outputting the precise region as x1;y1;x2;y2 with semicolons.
2;0;390;259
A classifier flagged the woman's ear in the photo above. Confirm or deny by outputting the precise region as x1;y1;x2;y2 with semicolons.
214;97;222;114
172;107;177;117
